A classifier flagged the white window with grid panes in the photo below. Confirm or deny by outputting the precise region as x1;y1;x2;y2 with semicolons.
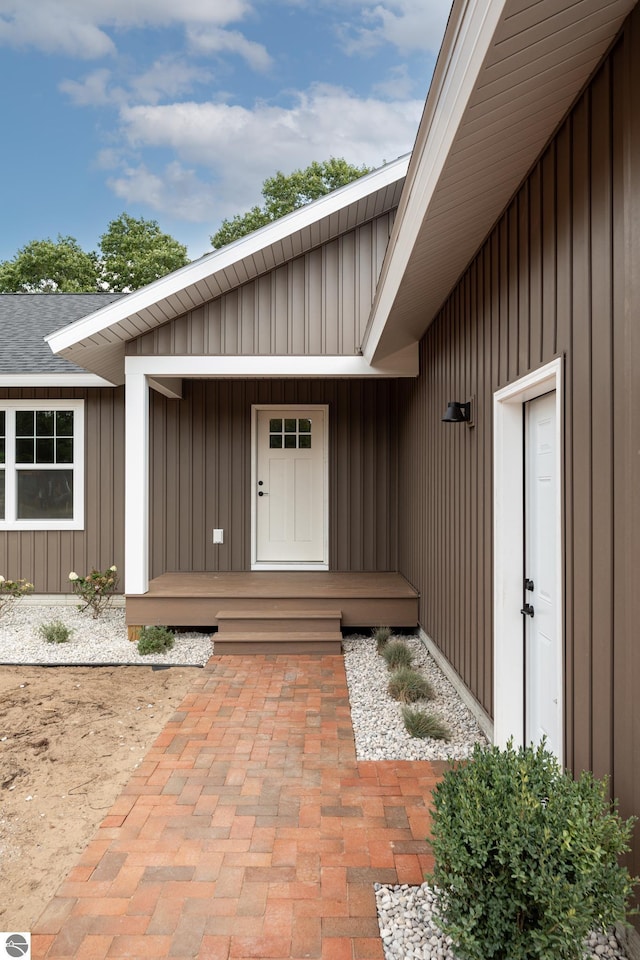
0;400;84;530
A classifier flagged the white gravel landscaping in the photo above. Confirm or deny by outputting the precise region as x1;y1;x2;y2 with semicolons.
0;601;213;666
374;883;629;960
342;632;488;761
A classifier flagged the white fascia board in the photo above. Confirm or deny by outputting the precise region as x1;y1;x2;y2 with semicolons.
363;0;506;362
0;373;115;387
46;156;410;357
125;345;418;379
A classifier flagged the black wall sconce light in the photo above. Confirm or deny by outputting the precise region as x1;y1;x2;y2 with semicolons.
442;398;474;427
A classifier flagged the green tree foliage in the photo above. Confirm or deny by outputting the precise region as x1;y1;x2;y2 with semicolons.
211;157;373;248
0;236;99;293
0;214;189;294
99;213;189;292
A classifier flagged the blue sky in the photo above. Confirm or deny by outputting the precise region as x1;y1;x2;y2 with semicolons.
0;0;451;263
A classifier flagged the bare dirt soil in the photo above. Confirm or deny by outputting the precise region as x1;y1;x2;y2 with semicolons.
0;664;201;931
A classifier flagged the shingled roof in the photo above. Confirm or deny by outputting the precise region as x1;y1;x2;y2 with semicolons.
0;293;122;375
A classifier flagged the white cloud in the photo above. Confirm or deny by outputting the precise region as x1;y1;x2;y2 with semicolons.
373;63;414;99
0;0;254;57
0;7;115;58
335;0;451;56
108;161;218;221
130;57;213;105
187;26;272;72
80;0;252;23
113;83;420;225
95;148;127;170
60;69;124;106
60;58;211;108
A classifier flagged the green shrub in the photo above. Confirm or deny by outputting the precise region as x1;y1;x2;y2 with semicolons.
38;619;72;644
137;626;175;655
402;705;449;740
381;640;413;670
428;740;636;960
373;625;392;652
388;666;434;703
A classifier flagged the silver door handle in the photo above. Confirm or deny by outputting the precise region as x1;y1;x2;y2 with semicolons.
258;491;268;496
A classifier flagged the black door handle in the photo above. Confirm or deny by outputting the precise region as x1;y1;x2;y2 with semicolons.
258;491;268;496
521;603;534;618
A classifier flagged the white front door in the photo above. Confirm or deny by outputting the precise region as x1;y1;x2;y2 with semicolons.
524;391;562;756
253;407;327;567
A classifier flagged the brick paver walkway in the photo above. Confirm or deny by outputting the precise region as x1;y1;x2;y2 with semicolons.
32;655;445;960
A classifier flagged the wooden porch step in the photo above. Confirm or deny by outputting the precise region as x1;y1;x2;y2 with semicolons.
215;608;342;634
214;631;343;655
214;607;343;654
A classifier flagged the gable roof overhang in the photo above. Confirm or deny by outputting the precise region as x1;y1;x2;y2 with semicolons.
363;0;637;363
45;157;409;385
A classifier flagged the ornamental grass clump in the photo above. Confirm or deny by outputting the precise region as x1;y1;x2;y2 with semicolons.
69;565;118;618
381;639;413;670
374;625;392;652
38;619;72;644
428;740;636;960
387;666;434;703
137;626;175;655
0;575;34;617
402;705;450;740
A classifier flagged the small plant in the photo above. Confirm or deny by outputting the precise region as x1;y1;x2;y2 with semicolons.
381;639;413;670
38;619;72;644
402;705;450;740
374;625;392;652
428;740;637;960
69;565;119;618
137;626;175;655
0;575;34;617
388;666;434;703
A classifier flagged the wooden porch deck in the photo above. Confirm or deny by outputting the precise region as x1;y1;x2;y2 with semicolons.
126;572;419;653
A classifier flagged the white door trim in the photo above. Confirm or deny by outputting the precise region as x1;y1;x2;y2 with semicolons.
493;357;563;763
250;404;329;571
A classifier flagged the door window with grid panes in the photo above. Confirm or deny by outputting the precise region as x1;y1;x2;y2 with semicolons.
268;417;312;449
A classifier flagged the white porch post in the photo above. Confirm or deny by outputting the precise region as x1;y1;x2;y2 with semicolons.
125;371;150;595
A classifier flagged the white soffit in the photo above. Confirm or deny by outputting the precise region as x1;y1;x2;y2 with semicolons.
364;0;637;362
45;157;409;383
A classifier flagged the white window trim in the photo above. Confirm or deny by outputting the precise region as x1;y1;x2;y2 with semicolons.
0;399;85;531
493;357;563;763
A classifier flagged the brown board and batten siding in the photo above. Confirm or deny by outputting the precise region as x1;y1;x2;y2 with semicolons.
127;214;395;358
396;6;640;879
0;387;125;593
149;378;398;578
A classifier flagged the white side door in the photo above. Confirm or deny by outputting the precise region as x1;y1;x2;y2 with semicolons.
524;391;562;757
254;407;327;566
